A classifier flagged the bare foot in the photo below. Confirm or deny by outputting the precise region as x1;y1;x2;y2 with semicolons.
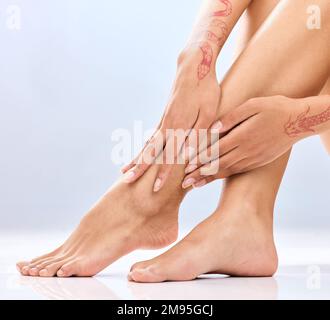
16;178;184;277
128;204;278;282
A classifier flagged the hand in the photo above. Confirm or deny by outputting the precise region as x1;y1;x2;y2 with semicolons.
183;95;311;188
122;52;222;192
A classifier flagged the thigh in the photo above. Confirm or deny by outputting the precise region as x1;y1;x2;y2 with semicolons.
238;0;330;155
320;78;330;154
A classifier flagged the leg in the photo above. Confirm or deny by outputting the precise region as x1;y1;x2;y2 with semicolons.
17;163;189;277
320;78;330;154
129;0;330;282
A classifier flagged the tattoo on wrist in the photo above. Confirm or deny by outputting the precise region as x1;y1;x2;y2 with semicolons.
198;42;213;80
195;20;228;80
284;105;330;138
213;0;232;17
192;0;232;81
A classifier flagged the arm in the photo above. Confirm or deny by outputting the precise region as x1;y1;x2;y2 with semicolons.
179;0;251;79
122;0;252;192
183;94;330;188
284;95;330;137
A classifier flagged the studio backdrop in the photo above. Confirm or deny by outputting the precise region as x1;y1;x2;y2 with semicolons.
0;0;329;232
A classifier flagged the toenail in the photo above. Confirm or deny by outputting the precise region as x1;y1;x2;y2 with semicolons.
182;178;195;189
39;269;48;276
134;268;149;275
57;270;64;277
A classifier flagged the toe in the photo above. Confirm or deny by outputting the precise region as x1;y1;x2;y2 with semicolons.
130;265;167;283
130;260;151;272
39;259;71;277
29;267;40;276
34;255;67;273
30;248;61;264
21;266;31;276
16;261;29;273
57;259;81;278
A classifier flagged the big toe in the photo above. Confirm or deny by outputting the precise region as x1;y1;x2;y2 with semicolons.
129;264;168;283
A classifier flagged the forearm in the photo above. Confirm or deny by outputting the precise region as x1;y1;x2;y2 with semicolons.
285;95;330;139
177;0;252;79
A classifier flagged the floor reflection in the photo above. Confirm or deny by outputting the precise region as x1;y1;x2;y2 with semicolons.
129;276;278;300
15;265;330;300
18;276;120;300
18;274;278;300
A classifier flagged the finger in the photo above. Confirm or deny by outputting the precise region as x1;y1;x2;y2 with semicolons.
221;158;253;177
217;99;260;133
183;118;223;164
153;126;190;192
182;159;221;189
185;133;238;174
154;112;211;193
192;176;216;188
182;148;245;189
121;163;136;174
121;115;166;173
123;129;166;183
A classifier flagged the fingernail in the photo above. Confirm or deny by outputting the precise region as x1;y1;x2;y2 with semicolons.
211;121;223;131
123;170;135;183
153;178;162;192
182;178;195;189
193;180;207;188
185;164;198;174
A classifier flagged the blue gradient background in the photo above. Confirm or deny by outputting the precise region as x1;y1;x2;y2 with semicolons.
0;0;329;232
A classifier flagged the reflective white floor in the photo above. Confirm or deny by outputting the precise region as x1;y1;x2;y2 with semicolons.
1;230;330;300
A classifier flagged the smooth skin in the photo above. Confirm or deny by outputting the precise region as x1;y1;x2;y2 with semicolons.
122;0;252;192
129;0;330;282
17;0;330;279
184;94;330;185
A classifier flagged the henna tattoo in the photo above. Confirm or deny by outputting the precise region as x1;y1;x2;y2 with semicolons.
213;0;232;17
201;20;228;47
198;42;213;80
284;105;330;137
194;19;228;81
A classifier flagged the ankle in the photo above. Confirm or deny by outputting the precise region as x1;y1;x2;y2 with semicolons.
217;195;274;232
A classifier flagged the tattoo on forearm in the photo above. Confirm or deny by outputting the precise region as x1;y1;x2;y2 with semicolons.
213;0;232;17
195;20;228;80
284;105;330;137
198;42;213;80
192;0;232;81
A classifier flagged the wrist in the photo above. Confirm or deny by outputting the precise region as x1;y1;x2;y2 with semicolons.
176;48;217;84
284;97;318;140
